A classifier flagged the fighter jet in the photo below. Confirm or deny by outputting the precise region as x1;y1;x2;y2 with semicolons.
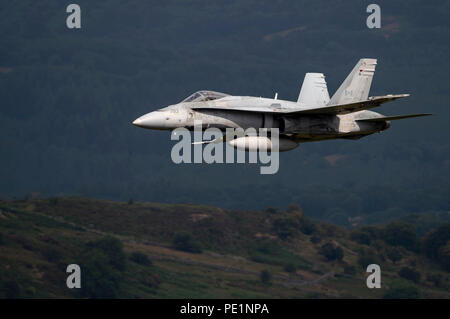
133;58;431;151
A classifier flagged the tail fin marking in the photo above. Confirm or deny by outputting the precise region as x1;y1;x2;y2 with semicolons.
329;58;377;106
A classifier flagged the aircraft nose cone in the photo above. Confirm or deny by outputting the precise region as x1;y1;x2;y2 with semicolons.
132;111;166;129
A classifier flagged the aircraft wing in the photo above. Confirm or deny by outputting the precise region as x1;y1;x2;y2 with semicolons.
283;94;410;115
191;94;410;115
355;113;432;122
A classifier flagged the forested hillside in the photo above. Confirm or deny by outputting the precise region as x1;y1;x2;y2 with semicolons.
0;1;449;225
0;198;449;298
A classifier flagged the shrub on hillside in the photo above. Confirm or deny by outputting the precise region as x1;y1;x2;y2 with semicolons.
264;207;279;214
321;223;340;237
357;249;380;268
359;226;381;238
398;267;421;284
85;236;127;271
300;218;317;235
41;247;62;263
382;222;418;251
286;204;302;215
343;264;356;276
173;232;202;253
350;231;372;245
2;280;21;299
427;273;443;287
318;242;343;261
386;247;403;264
260;270;272;284
310;235;322;244
283;263;296;273
272;216;300;240
437;242;450;271
130;252;152;266
383;279;421;299
422;224;450;271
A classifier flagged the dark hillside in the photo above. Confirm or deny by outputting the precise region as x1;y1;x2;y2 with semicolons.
0;198;448;298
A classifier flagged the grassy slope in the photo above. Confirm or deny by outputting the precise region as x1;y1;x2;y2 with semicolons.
0;197;448;298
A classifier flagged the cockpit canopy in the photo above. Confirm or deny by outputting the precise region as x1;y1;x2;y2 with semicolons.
182;90;229;103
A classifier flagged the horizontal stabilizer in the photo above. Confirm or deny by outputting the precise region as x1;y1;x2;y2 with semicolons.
356;113;432;122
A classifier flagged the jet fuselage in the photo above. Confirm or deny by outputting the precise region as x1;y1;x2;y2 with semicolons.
132;98;389;143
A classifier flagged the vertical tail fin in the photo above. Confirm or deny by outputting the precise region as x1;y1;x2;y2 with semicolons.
297;73;330;107
328;58;377;105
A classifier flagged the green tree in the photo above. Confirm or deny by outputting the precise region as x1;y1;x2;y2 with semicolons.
300;218;317;235
318;242;343;261
79;236;127;298
423;224;450;271
383;222;417;250
383;280;421;299
350;231;371;245
272;216;299;240
386;247;403;264
357;249;380;268
85;236;127;271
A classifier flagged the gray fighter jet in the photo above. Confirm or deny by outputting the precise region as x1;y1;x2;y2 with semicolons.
133;58;431;151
